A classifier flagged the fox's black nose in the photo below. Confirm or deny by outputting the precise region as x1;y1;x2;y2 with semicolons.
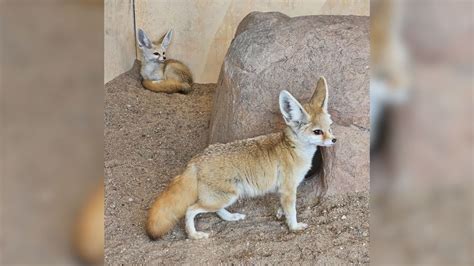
332;138;337;143
163;57;166;60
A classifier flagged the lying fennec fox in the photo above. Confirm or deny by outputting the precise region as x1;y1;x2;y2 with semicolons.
146;77;336;240
137;28;193;94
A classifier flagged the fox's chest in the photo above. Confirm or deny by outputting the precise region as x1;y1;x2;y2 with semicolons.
291;150;315;186
295;164;311;185
141;63;164;80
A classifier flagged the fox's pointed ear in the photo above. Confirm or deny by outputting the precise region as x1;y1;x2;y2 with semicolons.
161;29;173;49
279;90;309;126
137;28;152;49
310;76;329;111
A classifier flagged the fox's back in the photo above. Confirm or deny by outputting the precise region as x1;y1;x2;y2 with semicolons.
192;133;283;162
187;132;296;196
163;59;193;84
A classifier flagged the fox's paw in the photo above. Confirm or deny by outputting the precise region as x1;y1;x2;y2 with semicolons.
290;222;308;232
228;213;246;221
276;208;284;220
189;231;209;240
217;209;246;221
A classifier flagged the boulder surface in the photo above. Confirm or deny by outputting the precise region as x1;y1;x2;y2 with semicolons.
209;12;369;194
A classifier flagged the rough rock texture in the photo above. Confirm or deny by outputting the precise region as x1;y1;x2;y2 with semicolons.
105;61;369;264
209;12;369;194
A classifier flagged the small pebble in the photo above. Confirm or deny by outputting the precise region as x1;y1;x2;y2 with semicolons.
340;246;344;250
126;104;131;108
128;197;133;202
341;215;347;220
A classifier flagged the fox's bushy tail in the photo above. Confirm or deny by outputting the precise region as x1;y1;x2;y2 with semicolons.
146;174;197;240
142;79;192;94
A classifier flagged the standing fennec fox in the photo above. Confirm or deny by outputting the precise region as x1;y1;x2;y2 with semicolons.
137;28;193;94
146;77;336;240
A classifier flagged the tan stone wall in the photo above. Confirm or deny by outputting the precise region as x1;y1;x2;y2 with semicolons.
105;0;369;83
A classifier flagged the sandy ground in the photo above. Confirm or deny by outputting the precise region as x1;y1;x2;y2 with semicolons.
105;62;369;264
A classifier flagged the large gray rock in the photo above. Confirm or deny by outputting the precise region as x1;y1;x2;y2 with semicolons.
209;12;369;194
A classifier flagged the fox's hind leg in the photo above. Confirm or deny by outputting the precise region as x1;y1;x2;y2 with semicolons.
185;192;238;239
185;204;210;240
217;208;246;221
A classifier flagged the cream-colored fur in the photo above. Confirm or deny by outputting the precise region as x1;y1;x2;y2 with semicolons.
146;77;336;240
137;29;193;94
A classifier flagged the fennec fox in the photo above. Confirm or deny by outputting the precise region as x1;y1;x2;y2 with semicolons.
146;77;336;240
137;28;193;94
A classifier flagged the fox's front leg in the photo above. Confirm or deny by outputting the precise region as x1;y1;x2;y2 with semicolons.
280;188;307;231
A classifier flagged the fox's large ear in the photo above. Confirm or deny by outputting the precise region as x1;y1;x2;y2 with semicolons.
279;90;309;126
310;76;329;112
137;28;152;49
161;29;173;49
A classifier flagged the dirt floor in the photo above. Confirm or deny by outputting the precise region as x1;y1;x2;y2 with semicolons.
104;62;369;264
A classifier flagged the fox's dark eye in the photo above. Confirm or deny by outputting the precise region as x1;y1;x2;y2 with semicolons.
153;52;160;56
313;129;323;135
162;52;165;55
